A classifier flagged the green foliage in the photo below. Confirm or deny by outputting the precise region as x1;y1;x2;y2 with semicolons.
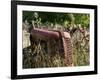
74;14;90;28
23;11;90;28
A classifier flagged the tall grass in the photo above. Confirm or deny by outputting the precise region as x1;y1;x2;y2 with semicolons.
23;26;89;68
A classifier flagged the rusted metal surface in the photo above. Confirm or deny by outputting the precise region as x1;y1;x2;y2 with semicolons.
30;28;73;66
31;28;60;39
60;31;73;66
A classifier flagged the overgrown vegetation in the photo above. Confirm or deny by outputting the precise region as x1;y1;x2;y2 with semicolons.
22;11;90;68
